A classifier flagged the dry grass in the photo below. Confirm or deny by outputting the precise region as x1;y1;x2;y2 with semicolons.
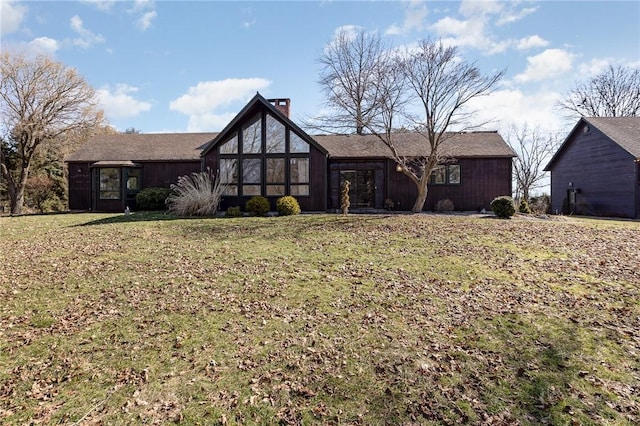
0;212;638;425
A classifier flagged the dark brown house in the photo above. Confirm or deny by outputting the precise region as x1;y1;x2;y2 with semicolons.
67;93;515;213
544;117;640;218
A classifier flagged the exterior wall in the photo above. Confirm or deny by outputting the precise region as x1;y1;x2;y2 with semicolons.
67;160;201;212
383;157;512;212
67;162;92;210
549;126;637;218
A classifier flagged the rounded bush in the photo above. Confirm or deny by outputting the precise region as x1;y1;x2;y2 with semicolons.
435;199;454;213
245;195;270;216
136;187;172;210
225;206;242;217
518;198;532;214
276;196;301;216
490;196;516;218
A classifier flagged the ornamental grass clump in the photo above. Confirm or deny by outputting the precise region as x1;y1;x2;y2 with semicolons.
490;195;516;218
166;170;225;216
276;196;301;216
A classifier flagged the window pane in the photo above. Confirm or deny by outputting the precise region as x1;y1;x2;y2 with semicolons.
243;159;261;184
223;185;238;196
220;159;238;184
243;114;262;153
126;169;141;191
291;185;309;196
290;158;309;183
220;134;238;154
266;158;285;183
266;114;286;153
449;165;460;184
99;168;120;199
243;185;261;196
431;166;446;184
290;131;309;153
266;185;285;196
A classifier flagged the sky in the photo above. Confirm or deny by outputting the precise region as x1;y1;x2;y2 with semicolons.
1;0;639;137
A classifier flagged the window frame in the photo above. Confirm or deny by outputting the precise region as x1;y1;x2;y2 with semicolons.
99;168;121;200
429;164;461;185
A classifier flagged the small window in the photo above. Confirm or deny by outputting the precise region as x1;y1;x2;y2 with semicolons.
126;168;141;191
430;164;460;185
99;168;120;200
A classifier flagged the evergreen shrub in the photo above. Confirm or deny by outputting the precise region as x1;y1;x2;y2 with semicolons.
490;196;516;218
136;187;172;211
276;196;301;216
245;195;270;216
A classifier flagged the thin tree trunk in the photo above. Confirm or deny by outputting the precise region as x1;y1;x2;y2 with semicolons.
411;183;428;213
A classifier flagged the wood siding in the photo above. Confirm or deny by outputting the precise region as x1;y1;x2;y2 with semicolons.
139;161;202;188
67;162;92;210
385;157;512;212
549;126;637;218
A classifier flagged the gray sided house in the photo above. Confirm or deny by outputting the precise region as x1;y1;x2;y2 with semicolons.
545;117;640;219
67;94;515;213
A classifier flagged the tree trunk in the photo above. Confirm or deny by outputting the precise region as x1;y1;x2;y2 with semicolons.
9;184;25;215
411;183;428;213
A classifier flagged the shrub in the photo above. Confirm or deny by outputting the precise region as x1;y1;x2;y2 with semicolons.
136;187;172;211
435;199;454;213
276;196;301;216
490;196;515;218
226;206;242;217
530;194;551;215
245;195;270;216
25;175;57;213
166;170;225;216
518;198;532;214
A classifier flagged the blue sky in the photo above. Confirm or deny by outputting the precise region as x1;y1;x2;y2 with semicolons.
2;0;639;136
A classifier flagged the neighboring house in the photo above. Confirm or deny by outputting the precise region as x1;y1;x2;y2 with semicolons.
544;117;640;219
67;93;515;213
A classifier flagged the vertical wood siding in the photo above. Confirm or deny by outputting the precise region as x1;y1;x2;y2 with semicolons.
549;126;637;218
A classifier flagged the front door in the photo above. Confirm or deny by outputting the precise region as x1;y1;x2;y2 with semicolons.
340;170;375;208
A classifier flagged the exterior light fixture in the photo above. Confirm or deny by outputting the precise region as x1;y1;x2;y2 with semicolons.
396;163;402;172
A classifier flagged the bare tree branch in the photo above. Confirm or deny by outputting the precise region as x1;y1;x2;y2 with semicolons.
560;65;640;118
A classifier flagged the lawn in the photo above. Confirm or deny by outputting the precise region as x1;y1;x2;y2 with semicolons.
0;212;638;425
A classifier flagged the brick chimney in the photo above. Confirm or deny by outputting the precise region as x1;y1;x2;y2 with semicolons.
268;98;290;118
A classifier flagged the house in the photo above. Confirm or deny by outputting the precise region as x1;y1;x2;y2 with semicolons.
544;117;640;218
66;93;515;213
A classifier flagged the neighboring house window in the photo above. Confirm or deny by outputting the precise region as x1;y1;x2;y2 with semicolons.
99;168;120;199
430;164;461;185
218;111;311;198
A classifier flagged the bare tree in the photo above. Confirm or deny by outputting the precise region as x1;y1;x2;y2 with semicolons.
561;65;640;117
506;124;559;202
314;28;388;135
359;39;504;212
0;51;105;215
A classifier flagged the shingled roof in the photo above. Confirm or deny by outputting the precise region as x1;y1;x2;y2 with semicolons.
65;133;217;162
313;131;515;158
584;117;640;158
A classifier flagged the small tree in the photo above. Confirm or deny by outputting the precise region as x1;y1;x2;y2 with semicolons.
506;124;559;202
341;180;350;215
491;196;515;218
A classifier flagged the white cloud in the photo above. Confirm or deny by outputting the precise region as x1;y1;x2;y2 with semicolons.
97;84;152;119
0;0;28;35
242;19;256;29
466;88;567;134
385;0;428;35
70;15;105;48
516;35;549;51
81;0;116;13
138;10;157;30
129;0;156;31
515;49;575;82
169;78;271;132
28;37;59;55
496;6;537;26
